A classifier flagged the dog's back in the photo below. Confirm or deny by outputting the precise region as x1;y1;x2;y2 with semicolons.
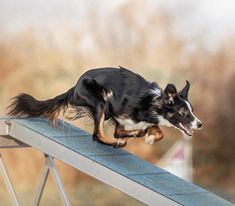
73;67;158;118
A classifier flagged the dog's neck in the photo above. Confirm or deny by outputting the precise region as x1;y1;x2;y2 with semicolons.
132;88;164;124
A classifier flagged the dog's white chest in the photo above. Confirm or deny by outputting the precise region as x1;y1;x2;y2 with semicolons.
115;117;153;130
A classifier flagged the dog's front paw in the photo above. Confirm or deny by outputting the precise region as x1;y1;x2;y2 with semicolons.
144;135;156;144
144;126;164;144
114;138;127;148
92;134;127;148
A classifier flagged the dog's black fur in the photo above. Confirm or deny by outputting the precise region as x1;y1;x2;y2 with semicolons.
8;66;202;147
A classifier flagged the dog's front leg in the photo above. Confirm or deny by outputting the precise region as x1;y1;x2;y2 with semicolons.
144;125;164;144
93;103;127;148
114;124;146;139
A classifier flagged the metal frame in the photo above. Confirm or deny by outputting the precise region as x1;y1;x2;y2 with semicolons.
0;153;20;206
33;154;71;206
0;119;71;206
0;150;71;206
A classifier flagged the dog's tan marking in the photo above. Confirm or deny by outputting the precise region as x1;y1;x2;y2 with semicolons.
114;124;145;138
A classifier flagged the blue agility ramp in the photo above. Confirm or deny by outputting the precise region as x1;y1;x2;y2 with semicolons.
0;117;234;206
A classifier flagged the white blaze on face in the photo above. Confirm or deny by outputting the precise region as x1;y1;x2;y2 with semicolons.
184;100;202;130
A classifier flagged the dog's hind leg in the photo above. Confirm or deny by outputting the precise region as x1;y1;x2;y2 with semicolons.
93;103;127;148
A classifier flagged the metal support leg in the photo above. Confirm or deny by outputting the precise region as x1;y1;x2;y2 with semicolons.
33;154;71;206
33;161;50;206
0;153;20;206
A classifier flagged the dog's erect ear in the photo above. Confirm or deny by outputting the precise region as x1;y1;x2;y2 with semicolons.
179;80;190;100
163;84;177;104
164;84;177;95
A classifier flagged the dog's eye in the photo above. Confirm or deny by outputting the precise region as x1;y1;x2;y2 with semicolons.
179;107;187;116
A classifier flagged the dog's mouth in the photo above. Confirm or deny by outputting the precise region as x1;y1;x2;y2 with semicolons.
177;123;193;136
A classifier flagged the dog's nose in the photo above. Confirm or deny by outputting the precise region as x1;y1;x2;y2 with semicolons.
197;121;203;129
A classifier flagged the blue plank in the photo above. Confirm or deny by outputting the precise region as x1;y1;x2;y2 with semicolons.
87;154;167;175
15;119;166;174
53;136;129;156
170;192;234;206
128;173;205;195
15;118;129;156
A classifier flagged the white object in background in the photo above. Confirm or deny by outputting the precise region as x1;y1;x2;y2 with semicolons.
157;135;193;181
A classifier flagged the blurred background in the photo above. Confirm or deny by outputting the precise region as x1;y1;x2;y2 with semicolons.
0;0;235;205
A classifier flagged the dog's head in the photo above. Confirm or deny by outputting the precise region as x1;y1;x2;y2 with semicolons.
154;81;202;136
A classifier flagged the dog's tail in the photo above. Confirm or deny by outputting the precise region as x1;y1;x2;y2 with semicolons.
7;87;75;122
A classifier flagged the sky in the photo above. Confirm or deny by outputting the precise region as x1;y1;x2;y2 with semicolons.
0;0;234;51
156;0;235;50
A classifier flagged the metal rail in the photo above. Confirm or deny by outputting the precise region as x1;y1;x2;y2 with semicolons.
0;153;20;206
33;154;71;206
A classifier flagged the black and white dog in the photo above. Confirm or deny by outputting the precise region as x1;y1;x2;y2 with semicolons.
8;67;202;147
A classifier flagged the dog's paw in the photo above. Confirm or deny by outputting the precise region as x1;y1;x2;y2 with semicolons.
114;138;127;148
92;135;127;148
144;135;156;144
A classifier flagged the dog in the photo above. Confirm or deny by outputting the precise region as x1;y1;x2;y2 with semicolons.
7;66;202;147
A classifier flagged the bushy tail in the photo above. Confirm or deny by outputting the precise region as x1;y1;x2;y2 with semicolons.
7;87;75;122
